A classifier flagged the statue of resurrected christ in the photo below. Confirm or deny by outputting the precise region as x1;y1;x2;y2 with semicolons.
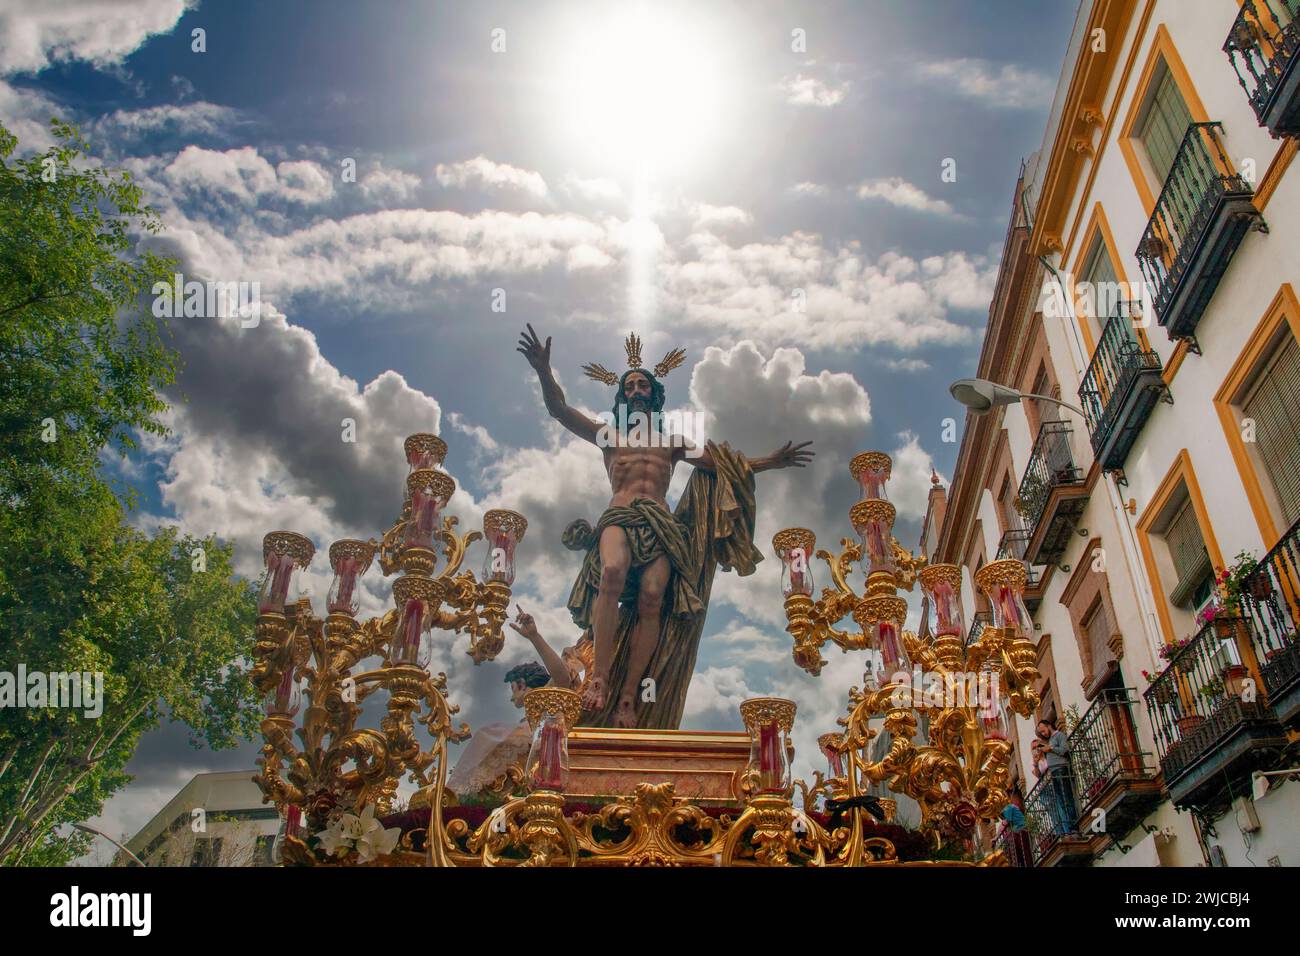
517;325;813;729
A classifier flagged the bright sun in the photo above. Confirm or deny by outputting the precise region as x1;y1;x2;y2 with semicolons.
548;5;733;180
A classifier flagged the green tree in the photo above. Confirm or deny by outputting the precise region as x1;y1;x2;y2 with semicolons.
0;121;261;865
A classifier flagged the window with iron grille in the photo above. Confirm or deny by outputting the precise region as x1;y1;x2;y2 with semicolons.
1136;64;1195;189
1164;496;1213;610
1242;334;1300;526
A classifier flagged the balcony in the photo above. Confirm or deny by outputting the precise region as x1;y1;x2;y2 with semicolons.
1078;307;1169;472
1068;689;1162;842
1142;618;1287;812
993;822;1033;868
1240;515;1300;727
1016;421;1089;566
1225;0;1300;138
1022;770;1094;866
966;610;992;648
997;528;1045;612
1135;122;1262;341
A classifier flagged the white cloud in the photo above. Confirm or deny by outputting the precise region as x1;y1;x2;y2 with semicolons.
889;430;944;522
275;158;334;204
160;146;335;206
790;181;828;197
560;172;623;205
780;73;849;108
0;78;61;149
435;155;548;198
94;100;238;140
856;177;955;216
0;0;191;75
683;665;756;722
661;232;991;352
360;164;421;202
690;202;752;232
885;357;930;373
918;58;1053;110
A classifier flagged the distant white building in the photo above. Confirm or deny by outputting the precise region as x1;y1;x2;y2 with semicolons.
120;771;280;867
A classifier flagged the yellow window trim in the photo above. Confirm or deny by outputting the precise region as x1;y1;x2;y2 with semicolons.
1136;448;1225;646
1213;283;1300;549
1254;138;1298;212
1069;202;1155;358
1060;0;1157;266
1118;23;1212;218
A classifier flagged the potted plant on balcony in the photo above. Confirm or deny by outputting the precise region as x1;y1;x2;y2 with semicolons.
1201;552;1260;636
1143;668;1177;707
1198;676;1225;709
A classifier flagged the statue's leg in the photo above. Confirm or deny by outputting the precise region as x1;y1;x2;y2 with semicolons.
586;526;629;712
614;554;669;728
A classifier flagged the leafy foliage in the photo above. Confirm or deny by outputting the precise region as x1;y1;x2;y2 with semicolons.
0;121;260;865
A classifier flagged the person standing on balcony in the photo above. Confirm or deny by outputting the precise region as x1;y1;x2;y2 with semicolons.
1037;718;1077;834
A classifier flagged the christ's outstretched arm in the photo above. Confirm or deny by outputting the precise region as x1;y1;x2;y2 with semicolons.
517;324;603;444
677;439;815;474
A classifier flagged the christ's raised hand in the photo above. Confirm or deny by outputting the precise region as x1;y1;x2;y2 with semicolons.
516;323;552;375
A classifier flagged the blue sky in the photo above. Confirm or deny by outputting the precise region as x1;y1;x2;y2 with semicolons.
0;0;1076;851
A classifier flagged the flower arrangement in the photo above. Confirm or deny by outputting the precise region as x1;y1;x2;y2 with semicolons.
1197;550;1260;627
313;804;402;863
1157;636;1193;662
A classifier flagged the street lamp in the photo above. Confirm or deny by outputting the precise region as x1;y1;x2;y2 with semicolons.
948;378;1086;418
73;822;146;866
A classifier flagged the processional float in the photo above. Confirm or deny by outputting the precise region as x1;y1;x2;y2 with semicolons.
253;437;1041;865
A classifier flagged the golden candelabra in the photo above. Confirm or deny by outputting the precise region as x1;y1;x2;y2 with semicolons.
251;433;526;866
774;450;1042;861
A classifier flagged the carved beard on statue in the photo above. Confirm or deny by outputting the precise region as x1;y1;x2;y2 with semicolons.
611;368;666;426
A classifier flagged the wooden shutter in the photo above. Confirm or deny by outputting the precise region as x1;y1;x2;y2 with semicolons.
1243;335;1300;525
1137;66;1194;190
1084;600;1115;678
1166;498;1212;608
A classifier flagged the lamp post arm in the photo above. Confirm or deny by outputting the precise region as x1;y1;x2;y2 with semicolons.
73;822;147;866
1019;391;1087;419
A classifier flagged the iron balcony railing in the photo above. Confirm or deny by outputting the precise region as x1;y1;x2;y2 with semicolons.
1022;769;1079;866
1240;514;1300;710
996;529;1039;588
994;821;1033;868
1135;122;1258;337
1015;420;1082;535
966;610;992;648
1225;0;1300;134
1077;305;1165;470
1141;616;1271;782
1067;688;1153;811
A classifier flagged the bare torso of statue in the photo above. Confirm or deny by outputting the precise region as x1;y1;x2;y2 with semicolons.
603;442;676;509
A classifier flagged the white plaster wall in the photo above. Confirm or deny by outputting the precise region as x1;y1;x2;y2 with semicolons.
999;0;1299;861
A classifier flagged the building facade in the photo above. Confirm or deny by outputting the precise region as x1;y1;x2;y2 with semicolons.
119;771;280;867
927;0;1300;867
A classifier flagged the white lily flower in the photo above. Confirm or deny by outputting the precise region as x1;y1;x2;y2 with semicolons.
337;811;365;840
314;818;354;858
353;805;401;862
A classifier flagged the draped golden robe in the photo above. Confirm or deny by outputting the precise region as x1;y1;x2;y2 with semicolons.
564;442;761;729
